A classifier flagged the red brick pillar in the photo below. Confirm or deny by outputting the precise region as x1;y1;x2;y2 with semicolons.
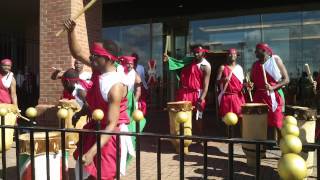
38;0;101;126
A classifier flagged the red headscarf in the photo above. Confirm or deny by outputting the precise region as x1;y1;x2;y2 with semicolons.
119;56;136;74
90;42;117;61
193;47;209;53
1;59;12;65
256;43;273;55
227;48;237;55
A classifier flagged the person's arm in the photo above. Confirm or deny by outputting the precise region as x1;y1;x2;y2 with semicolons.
10;77;18;107
266;55;290;91
163;54;194;71
51;68;63;80
64;19;91;67
82;83;123;165
199;65;211;101
216;65;225;83
134;74;142;101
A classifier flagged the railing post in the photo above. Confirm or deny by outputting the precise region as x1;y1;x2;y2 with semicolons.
133;109;144;180
57;108;68;180
136;121;140;180
15;126;20;180
25;107;38;180
179;122;185;180
318;146;320;180
203;140;208;180
157;138;161;180
255;143;261;180
116;135;120;180
0;107;8;180
176;111;187;180
228;142;234;180
92;109;104;180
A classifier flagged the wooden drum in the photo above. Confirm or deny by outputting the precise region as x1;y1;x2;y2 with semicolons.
285;105;317;176
167;101;193;154
58;99;87;150
19;132;66;179
241;103;268;166
0;103;19;152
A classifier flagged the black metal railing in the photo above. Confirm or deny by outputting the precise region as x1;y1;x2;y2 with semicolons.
1;121;320;180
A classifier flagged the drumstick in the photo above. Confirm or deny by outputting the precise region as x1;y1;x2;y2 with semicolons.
55;0;98;37
165;35;170;55
305;64;317;94
17;114;31;122
245;73;253;102
262;64;270;96
164;35;170;62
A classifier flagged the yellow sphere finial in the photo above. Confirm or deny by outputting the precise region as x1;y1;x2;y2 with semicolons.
0;108;8;117
283;115;297;126
223;112;238;126
26;107;38;118
176;111;188;124
57;108;68;120
132;109;144;122
92;109;104;121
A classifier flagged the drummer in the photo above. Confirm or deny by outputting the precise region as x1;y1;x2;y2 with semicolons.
216;48;245;118
249;43;289;140
64;18;129;179
164;45;211;135
60;68;92;107
0;59;18;107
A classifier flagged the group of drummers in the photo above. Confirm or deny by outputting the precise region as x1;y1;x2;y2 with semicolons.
0;15;317;179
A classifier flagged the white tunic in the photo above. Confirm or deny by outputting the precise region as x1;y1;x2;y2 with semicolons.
99;71;135;176
2;72;13;89
136;64;148;90
124;70;136;92
79;71;92;82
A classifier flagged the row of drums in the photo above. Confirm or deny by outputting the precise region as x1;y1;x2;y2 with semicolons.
167;101;317;176
0;99;86;179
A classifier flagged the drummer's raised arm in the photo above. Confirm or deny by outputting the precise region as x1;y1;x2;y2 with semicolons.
64;19;91;67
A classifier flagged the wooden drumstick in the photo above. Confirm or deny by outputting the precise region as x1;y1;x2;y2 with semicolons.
261;65;270;96
55;0;98;37
246;73;253;102
305;63;317;94
17;114;31;122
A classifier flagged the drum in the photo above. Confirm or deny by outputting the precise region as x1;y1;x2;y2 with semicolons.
58;99;87;150
167;101;193;154
285;105;317;176
19;132;67;180
241;103;268;167
0;103;18;152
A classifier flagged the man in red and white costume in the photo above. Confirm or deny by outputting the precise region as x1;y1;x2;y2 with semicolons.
64;19;130;180
217;48;245;118
250;43;289;139
0;59;18;106
164;45;211;135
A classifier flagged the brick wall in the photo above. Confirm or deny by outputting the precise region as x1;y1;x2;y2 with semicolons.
38;0;101;126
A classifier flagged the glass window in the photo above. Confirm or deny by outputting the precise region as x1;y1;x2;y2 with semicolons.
262;12;302;78
189;15;261;71
303;11;320;76
102;23;163;77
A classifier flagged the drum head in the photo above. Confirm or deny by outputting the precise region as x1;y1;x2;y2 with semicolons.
241;103;268;114
19;132;61;141
167;101;192;105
